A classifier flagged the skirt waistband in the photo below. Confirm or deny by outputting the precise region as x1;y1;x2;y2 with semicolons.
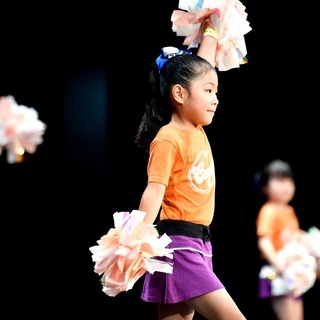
156;219;211;241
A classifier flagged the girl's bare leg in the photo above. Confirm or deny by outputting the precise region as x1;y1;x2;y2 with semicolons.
158;302;194;320
187;288;246;320
271;296;304;320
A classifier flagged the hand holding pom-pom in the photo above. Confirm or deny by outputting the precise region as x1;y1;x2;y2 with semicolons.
89;210;174;297
171;0;252;71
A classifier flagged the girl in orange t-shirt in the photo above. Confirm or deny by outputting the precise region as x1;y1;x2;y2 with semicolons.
256;159;318;320
133;3;250;318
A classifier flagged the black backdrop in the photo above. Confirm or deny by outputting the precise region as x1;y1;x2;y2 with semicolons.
1;1;319;319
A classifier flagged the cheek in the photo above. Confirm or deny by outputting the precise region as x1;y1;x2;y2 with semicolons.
266;186;282;198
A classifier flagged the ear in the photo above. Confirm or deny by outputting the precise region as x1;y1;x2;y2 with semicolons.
171;84;185;104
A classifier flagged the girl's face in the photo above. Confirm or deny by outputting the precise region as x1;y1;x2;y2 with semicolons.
180;69;219;128
263;177;295;205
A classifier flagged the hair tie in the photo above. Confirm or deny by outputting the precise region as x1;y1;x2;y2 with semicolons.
155;46;192;73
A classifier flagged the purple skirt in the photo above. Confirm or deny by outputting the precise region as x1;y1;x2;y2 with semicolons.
141;220;224;304
259;277;273;299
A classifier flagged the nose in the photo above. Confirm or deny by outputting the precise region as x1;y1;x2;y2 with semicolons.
213;95;219;106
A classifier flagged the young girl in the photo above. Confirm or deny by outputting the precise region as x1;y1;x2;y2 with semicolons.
89;1;251;318
255;159;318;320
133;21;246;320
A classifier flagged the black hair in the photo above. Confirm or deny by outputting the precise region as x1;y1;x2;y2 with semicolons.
254;159;294;190
134;53;215;152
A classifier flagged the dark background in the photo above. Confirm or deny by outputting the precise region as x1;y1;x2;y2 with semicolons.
1;1;319;319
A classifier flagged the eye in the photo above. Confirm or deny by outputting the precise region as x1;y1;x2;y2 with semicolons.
206;88;218;95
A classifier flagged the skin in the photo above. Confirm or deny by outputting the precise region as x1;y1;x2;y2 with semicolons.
139;34;246;320
258;176;305;320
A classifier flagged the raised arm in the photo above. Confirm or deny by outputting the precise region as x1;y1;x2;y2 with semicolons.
197;25;218;67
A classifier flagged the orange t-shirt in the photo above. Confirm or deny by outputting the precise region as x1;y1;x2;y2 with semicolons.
256;202;300;252
148;124;215;226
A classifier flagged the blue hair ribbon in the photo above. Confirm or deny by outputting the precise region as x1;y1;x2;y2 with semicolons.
155;46;192;73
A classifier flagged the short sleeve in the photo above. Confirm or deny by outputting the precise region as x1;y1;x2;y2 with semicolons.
147;139;177;186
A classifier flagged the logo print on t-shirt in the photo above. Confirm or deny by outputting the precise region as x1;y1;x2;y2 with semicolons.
188;150;215;194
